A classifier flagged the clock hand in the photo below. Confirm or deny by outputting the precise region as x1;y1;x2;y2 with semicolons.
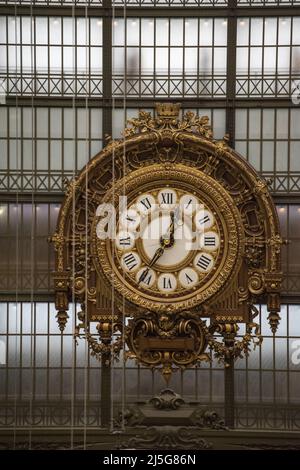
138;250;163;284
149;245;165;267
138;267;149;284
139;207;187;283
140;213;179;283
139;235;170;284
169;211;175;239
174;205;182;225
161;211;175;247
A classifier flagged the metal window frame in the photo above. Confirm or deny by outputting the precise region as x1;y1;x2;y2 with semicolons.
0;1;300;432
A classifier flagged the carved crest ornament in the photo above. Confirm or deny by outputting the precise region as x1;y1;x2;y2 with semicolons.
50;103;283;381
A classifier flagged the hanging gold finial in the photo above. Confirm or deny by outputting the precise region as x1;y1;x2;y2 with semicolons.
156;102;181;120
162;364;173;384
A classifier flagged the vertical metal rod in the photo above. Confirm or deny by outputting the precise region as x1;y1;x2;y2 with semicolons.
100;0;112;428
226;0;237;148
102;0;112;140
224;360;235;428
224;2;237;428
101;351;112;427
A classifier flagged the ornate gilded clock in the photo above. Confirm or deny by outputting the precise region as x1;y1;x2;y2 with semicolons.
94;163;243;314
51;103;283;379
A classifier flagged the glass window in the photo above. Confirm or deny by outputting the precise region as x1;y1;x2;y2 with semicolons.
235;109;300;191
236;17;299;97
1;16;103;99
112;17;227;98
0;106;103;191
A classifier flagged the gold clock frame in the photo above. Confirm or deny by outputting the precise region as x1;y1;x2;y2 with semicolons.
94;163;244;313
50;103;283;378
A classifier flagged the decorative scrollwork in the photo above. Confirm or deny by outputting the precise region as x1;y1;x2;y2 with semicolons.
51;102;282;378
244;237;265;268
118;426;212;450
248;272;265;295
125;311;210;382
79;331;123;363
149;389;185;410
191;409;227;430
123;104;214;142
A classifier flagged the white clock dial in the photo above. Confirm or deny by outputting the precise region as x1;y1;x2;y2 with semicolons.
157;188;177;208
199;231;220;251
120;251;141;272
141;213;193;268
195;209;215;231
136;267;156;287
116;231;135;250
179;267;199;288
115;186;222;299
194;252;214;272
157;273;177;292
136;194;156;214
119;208;141;231
179;194;199;215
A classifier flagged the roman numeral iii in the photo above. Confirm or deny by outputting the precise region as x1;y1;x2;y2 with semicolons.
204;237;216;246
197;254;211;270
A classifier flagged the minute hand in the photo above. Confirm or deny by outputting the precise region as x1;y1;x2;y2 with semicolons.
148;246;165;268
138;245;165;284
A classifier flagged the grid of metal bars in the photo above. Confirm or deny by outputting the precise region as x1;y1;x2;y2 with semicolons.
0;202;299;298
0;107;102;191
235;108;300;192
0;299;236;426
0;203;58;293
112;17;227;98
1;12;300;192
278;204;300;296
234;304;300;429
2;0;300;6
0;1;300;433
0;16;103;97
236;17;300;97
0;302;300;429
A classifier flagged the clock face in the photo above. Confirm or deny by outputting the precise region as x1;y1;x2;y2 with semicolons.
94;163;243;313
115;188;221;297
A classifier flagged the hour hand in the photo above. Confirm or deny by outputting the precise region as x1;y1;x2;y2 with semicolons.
169;211;175;238
161;211;175;247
